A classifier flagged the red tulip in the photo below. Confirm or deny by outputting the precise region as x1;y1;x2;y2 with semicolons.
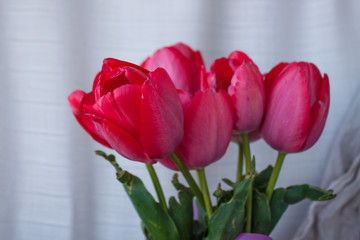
141;43;205;95
261;62;330;153
160;89;234;170
68;58;184;164
208;51;265;133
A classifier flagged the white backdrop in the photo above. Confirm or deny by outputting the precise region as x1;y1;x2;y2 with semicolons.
1;0;360;239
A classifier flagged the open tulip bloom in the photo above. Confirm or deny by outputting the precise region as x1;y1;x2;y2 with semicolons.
69;43;335;240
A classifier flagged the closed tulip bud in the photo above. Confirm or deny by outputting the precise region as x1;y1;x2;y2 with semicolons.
68;58;184;164
141;42;205;95
208;51;265;133
228;61;265;133
160;89;234;170
261;62;330;153
142;43;234;169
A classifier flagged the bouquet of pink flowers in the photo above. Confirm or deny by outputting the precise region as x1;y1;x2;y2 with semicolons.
68;43;334;240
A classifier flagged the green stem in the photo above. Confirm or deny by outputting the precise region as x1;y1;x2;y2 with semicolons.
236;142;244;182
196;169;213;218
242;134;251;173
146;164;167;212
170;153;205;211
265;152;287;200
242;133;253;233
246;184;253;233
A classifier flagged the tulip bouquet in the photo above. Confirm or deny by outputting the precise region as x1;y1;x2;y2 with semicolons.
68;43;335;240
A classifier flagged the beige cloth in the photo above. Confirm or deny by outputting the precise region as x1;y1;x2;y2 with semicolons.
294;88;360;240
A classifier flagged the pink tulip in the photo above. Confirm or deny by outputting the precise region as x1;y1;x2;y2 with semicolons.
207;51;253;92
142;43;235;169
261;62;330;153
142;43;234;169
68;58;184;164
159;88;234;170
208;51;266;133
141;42;205;95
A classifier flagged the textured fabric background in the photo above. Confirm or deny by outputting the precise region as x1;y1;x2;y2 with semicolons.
1;0;359;239
293;87;360;240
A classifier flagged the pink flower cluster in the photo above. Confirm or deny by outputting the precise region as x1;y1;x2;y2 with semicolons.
68;43;330;170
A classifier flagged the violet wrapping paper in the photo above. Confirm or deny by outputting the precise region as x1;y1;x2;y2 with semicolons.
236;233;272;240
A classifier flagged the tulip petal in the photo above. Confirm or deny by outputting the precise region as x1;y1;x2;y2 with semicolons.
177;89;192;113
85;85;142;139
93;69;129;99
140;68;184;159
297;62;322;107
172;43;196;60
228;50;254;69
112;85;142;136
93;118;153;164
68;90;111;147
301;74;330;150
159;157;179;171
176;90;234;169
262;64;311;153
103;58;149;74
174;43;206;87
68;90;86;114
199;65;210;91
170;43;205;72
93;59;149;98
142;46;201;94
208;57;234;91
264;62;288;97
123;66;147;85
229;62;265;132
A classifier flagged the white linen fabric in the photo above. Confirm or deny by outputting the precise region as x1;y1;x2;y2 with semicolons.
293;90;360;240
0;0;359;239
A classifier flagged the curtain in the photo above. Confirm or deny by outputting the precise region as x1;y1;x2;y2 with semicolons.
1;0;359;239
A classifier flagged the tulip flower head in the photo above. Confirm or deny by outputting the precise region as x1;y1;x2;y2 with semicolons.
261;62;330;153
68;58;184;164
142;42;205;95
143;43;235;169
208;51;266;134
159;88;234;170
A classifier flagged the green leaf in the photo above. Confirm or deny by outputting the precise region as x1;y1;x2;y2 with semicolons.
252;190;271;235
305;186;335;201
213;183;233;209
96;151;180;240
169;174;194;240
141;222;154;240
253;165;273;193
268;185;335;234
284;184;336;204
194;198;207;225
222;178;235;188
193;199;208;240
207;176;253;240
192;221;208;240
268;188;288;233
171;173;193;195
